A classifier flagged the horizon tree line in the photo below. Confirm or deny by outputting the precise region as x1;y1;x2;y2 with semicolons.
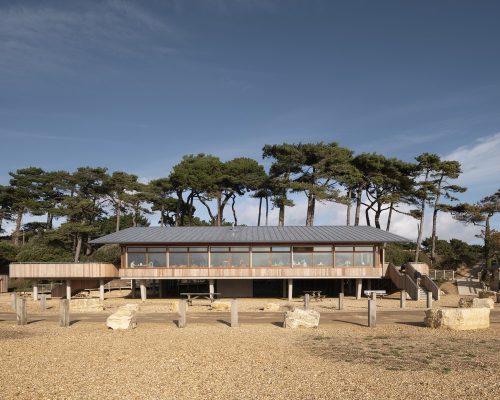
0;142;498;267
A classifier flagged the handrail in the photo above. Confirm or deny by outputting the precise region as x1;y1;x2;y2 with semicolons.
387;264;419;300
404;274;420;301
422;275;440;301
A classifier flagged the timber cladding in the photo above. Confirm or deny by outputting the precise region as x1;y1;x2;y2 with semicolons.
9;263;119;279
119;266;384;279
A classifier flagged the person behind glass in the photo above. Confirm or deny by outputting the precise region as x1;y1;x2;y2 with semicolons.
414;270;422;286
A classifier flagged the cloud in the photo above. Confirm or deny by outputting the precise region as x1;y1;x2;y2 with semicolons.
0;1;173;75
444;132;500;193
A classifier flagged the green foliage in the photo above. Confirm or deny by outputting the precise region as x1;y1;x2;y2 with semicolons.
385;242;429;266
0;240;18;274
421;238;482;269
86;244;121;264
15;235;73;262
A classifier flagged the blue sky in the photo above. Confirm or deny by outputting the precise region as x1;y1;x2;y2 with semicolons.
0;0;499;240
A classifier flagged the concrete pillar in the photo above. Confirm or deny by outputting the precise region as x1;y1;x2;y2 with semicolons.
178;299;187;328
304;294;310;310
426;291;433;309
287;279;293;301
356;279;362;300
400;289;406;308
231;299;239;328
368;292;376;327
33;281;38;301
60;299;70;327
66;280;71;300
140;280;147;302
209;279;215;301
40;294;47;310
338;292;344;310
16;297;27;325
98;279;104;302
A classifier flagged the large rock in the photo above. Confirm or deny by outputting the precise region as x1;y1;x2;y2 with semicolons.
210;300;231;311
458;298;473;308
478;291;497;300
424;308;490;330
472;298;494;309
263;302;281;312
106;306;137;330
284;308;320;329
70;298;103;312
120;303;140;312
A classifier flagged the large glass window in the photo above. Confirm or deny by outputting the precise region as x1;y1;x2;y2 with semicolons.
334;245;375;267
335;253;353;267
128;253;146;267
293;246;313;267
169;253;188;267
354;252;373;266
190;253;208;267
148;253;166;267
252;252;271;267
210;247;250;267
313;253;333;267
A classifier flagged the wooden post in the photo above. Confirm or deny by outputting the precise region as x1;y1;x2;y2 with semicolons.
131;280;136;298
304;293;310;310
140;280;147;302
356;279;362;300
11;292;17;311
33;281;38;301
287;279;293;301
338;292;344;310
60;299;70;327
99;279;105;302
426;291;433;309
178;299;187;328
368;292;376;327
400;289;406;309
209;279;215;301
40;294;47;310
231;299;239;328
66;280;71;300
16;297;27;326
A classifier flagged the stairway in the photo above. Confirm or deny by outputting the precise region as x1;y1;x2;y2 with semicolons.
418;285;428;300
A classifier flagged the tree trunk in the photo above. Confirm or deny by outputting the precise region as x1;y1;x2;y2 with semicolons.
354;189;362;226
415;200;425;262
115;201;121;232
265;196;269;226
46;212;53;230
231;195;238;226
13;210;23;246
216;194;222;226
346;189;352;226
306;194;315;226
430;191;442;266
485;215;492;268
386;203;394;231
188;195;195;226
365;206;371;227
278;202;285;227
74;233;82;262
257;197;262;226
198;196;215;224
374;202;382;229
175;191;182;226
160;204;165;227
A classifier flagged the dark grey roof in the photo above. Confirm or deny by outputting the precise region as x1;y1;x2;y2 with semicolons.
90;226;409;245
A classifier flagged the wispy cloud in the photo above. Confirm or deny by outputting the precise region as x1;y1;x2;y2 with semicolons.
0;1;174;75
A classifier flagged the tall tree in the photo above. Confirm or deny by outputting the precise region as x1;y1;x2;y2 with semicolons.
453;189;500;268
148;178;174;227
0;185;14;234
428;160;466;265
105;171;140;232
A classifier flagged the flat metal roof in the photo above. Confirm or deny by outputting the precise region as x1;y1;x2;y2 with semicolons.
90;226;409;245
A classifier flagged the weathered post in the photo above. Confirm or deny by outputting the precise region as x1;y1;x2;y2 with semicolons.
33;281;38;302
304;293;310;310
66;280;71;300
368;292;376;327
209;279;215;301
99;279;105;302
131;280;136;299
16;297;27;326
40;294;47;310
426;291;433;309
356;279;362;300
287;279;293;301
231;299;239;328
338;292;344;310
400;289;406;309
60;299;70;327
140;280;147;302
178;299;187;328
11;292;17;311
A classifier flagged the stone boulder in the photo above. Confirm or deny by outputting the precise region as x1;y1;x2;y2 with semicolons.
106;306;137;330
284;308;320;329
472;298;494;309
70;298;103;312
478;291;497;300
210;301;231;311
424;308;490;331
120;303;140;312
458;298;473;308
263;302;281;312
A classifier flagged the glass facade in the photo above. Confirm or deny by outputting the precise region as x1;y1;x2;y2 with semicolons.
125;244;376;268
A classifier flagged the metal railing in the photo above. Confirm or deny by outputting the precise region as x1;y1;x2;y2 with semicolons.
429;269;455;281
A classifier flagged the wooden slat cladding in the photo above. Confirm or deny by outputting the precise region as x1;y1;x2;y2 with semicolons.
9;263;119;279
120;267;384;279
